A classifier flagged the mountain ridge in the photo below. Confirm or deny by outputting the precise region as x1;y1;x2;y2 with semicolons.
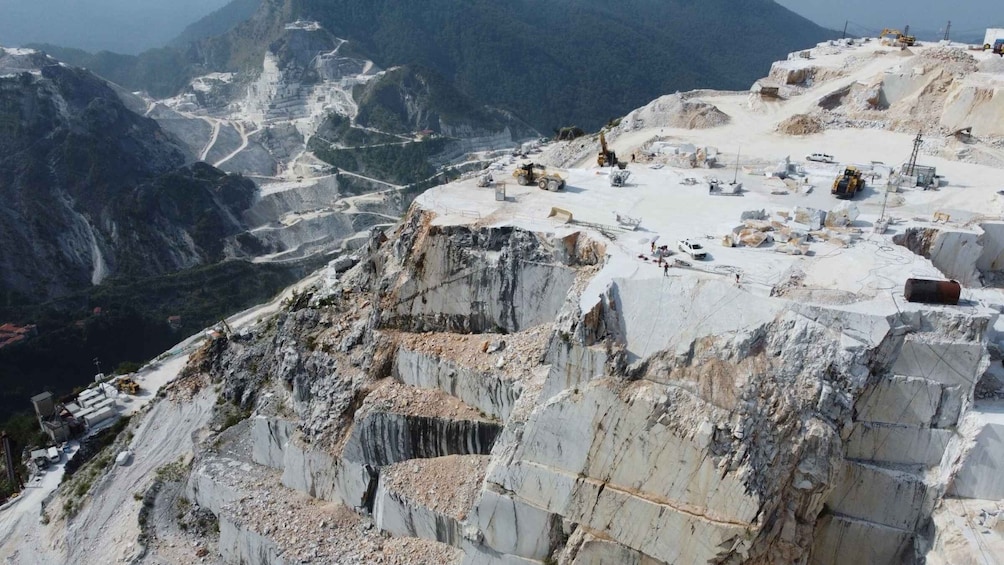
28;0;836;131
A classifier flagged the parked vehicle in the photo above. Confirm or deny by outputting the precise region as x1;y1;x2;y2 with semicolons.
806;153;835;163
678;239;708;259
831;166;864;199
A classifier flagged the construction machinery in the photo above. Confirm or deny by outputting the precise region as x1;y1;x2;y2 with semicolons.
831;166;864;199
115;377;140;395
613;212;642;230
985;39;1004;56
609;169;631;187
880;28;916;47
547;207;573;223
597;131;618;168
513;163;565;191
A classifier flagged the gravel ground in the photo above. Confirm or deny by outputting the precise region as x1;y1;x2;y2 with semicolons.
357;379;495;421
201;452;461;565
381;455;490;521
387;324;551;377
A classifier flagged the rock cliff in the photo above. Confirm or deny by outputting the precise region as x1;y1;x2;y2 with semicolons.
181;196;994;564
0;48;260;301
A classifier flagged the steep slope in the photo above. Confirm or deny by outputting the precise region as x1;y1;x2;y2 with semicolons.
170;0;264;48
24;43;197;102
27;0;291;99
290;0;837;130
353;65;525;137
0;48;253;301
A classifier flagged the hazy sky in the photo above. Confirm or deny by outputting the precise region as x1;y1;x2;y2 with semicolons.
776;0;999;40
0;0;231;54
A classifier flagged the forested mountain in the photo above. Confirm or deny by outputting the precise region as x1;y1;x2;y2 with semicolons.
0;49;310;421
0;53;256;301
34;0;835;131
286;0;836;130
170;0;264;47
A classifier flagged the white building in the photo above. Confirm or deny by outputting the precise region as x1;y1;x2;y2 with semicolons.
985;28;1004;47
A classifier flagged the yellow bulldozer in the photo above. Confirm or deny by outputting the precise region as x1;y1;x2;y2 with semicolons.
513;163;566;191
831;166;864;199
880;28;916;47
116;377;140;395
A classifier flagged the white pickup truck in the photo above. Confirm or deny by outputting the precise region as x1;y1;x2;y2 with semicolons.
678;239;708;260
806;153;835;163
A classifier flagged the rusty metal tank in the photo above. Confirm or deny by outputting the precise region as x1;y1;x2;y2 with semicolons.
904;278;961;305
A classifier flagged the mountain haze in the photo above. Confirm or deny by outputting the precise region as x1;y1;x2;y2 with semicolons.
0;0;231;54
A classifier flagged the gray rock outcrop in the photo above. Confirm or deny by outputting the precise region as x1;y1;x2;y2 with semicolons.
183;204;995;565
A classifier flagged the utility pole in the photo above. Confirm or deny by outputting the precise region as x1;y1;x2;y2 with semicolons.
944;21;951;42
905;130;923;177
880;178;890;221
733;146;741;184
842;20;848;40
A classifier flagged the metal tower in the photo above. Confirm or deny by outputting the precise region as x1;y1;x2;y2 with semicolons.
905;131;923;177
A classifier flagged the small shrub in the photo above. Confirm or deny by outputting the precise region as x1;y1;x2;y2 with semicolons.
74;480;91;497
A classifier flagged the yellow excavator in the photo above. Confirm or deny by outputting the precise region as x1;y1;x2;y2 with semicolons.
880;28;916;47
597;131;618;168
512;163;566;191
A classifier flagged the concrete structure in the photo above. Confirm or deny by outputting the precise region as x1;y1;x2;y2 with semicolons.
73;397;118;428
42;419;70;443
752;81;781;98
30;392;55;422
984;28;1004;47
30;391;69;442
902;163;937;188
83;406;118;428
